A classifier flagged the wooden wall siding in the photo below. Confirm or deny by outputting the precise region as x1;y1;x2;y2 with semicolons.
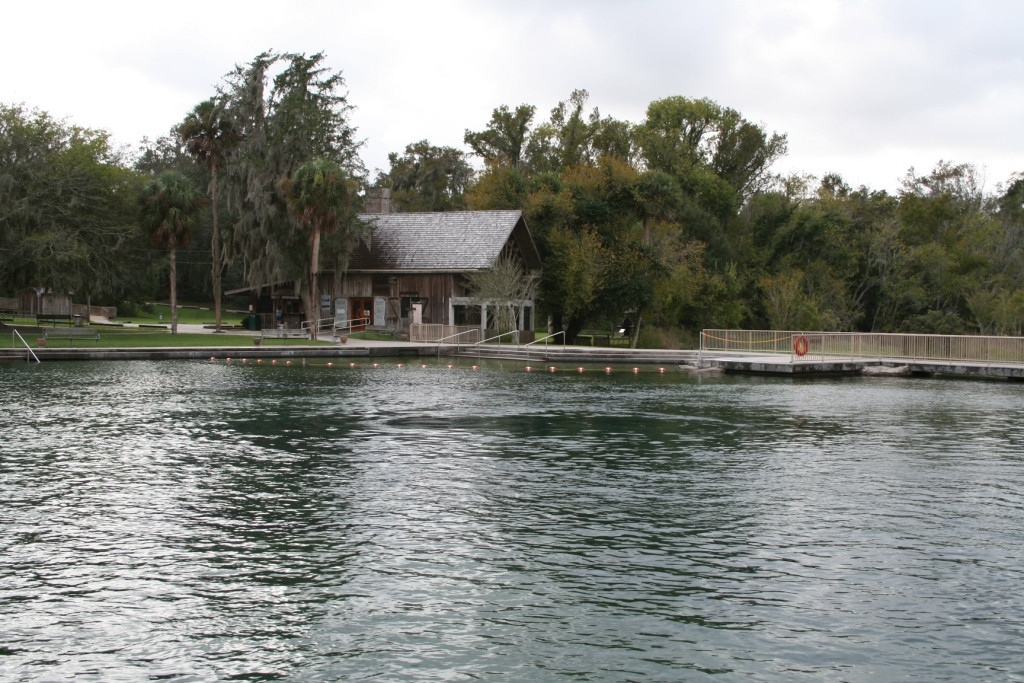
331;272;457;324
337;274;372;298
397;274;455;324
18;292;72;315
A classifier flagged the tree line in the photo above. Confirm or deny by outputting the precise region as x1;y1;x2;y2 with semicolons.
2;53;1022;342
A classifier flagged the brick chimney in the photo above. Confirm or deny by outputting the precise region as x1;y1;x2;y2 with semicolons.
364;187;392;214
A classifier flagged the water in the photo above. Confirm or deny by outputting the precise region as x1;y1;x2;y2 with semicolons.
1;359;1022;681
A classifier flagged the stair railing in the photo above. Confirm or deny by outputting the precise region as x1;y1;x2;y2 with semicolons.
12;329;41;363
522;331;565;364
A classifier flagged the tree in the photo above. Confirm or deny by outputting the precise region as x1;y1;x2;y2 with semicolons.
633;170;682;246
0;104;141;303
278;158;355;338
464;104;536;169
377;140;473;212
526;89;599;173
221;51;363;296
140;171;203;333
541;226;607;340
177;97;238;332
637;96;787;202
463;255;537;334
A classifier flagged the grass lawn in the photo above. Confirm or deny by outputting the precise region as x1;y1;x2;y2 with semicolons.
4;303;394;349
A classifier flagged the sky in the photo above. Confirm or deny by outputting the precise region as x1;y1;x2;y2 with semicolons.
4;0;1022;194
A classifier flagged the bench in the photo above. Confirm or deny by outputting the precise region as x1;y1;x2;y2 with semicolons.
36;314;75;326
260;328;311;340
0;307;16;323
43;328;100;344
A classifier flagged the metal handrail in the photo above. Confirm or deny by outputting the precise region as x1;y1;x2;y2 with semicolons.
522;331;565;363
435;329;481;344
301;316;338;333
522;331;565;348
434;329;481;358
331;317;371;337
12;329;41;363
469;329;520;361
475;330;520;346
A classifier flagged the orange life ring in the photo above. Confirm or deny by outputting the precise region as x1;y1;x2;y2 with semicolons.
793;335;809;356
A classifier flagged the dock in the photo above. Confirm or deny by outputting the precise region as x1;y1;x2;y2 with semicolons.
4;326;1023;381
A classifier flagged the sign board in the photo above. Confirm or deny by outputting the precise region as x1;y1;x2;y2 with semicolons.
373;297;387;327
320;294;331;311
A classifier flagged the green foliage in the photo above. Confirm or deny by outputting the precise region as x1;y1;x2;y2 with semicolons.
140;171;203;249
465;90;634;176
463;255;537;333
377;140;472;212
139;170;204;332
220;51;364;292
464;104;536;169
279;157;352;238
176;96;239;330
278;157;367;331
541;226;607;338
637;96;787;202
0;103;142;299
466;165;528;211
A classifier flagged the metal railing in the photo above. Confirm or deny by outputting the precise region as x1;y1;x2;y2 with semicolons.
300;316;372;339
301;316;336;334
411;323;480;343
12;329;41;363
470;330;520;361
434;329;483;358
331;317;371;338
701;329;1024;366
522;331;565;363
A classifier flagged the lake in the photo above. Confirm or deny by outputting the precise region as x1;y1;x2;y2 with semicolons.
2;359;1022;680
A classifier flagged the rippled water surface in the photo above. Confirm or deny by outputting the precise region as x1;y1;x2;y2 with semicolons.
2;360;1023;681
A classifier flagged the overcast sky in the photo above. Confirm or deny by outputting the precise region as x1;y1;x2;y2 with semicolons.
4;0;1021;194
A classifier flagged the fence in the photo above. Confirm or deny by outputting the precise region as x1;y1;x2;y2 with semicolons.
701;329;1024;366
410;324;482;343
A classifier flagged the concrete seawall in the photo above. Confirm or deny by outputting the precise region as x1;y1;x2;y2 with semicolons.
3;343;1022;380
0;344;437;363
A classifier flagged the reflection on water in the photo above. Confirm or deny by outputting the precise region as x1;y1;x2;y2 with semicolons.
2;361;1023;680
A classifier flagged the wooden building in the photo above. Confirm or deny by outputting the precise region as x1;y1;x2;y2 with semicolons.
17;289;72;316
238;209;542;339
338;210;541;339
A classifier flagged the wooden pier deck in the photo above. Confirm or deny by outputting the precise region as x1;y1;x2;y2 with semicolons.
707;354;1024;380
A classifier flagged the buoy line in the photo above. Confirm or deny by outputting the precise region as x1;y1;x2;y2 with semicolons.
206;358;677;374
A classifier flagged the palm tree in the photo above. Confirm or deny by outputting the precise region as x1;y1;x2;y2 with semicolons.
140;171;203;334
177;98;237;332
278;158;351;340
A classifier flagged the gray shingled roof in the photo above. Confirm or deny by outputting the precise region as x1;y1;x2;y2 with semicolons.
348;210;539;272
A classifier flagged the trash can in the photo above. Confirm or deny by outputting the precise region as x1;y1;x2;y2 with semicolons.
73;314;84;327
246;314;260;331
